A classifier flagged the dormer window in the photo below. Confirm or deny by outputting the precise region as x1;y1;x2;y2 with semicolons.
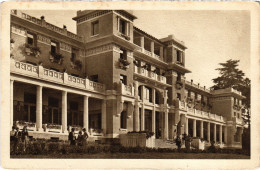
91;20;99;36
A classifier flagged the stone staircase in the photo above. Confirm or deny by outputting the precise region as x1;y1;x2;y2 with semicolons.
155;139;181;149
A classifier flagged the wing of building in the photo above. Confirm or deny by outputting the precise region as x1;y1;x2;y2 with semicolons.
10;10;246;148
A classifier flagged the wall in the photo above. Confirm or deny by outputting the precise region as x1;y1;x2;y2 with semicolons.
211;97;232;120
11;22;84;77
77;13;114;43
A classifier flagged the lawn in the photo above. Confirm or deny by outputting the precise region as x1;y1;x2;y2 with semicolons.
11;152;250;159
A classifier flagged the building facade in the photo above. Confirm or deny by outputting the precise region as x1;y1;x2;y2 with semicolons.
10;10;245;148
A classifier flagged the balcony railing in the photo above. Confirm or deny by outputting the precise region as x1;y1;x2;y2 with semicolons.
136;48;164;62
11;59;105;93
134;66;167;84
11;10;83;42
119;82;134;96
185;80;211;93
177;100;225;122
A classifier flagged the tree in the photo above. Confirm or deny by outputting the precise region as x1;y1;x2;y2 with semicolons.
211;59;251;127
212;59;251;152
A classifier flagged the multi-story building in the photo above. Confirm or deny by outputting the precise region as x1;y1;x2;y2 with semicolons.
10;10;245;148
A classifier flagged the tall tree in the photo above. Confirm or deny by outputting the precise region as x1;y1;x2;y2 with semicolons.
212;59;245;90
212;59;251;127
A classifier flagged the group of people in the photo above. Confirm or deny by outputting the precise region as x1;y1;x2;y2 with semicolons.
10;125;29;154
68;128;89;146
175;133;193;150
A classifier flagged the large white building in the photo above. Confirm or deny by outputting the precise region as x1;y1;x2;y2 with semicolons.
10;10;245;148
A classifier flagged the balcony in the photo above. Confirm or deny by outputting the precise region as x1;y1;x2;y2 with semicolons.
185;80;211;93
177;100;226;122
136;48;164;62
134;65;167;84
11;59;106;93
11;10;83;42
119;82;134;96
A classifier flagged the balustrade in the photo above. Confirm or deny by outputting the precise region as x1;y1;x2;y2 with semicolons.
11;59;105;93
11;11;83;42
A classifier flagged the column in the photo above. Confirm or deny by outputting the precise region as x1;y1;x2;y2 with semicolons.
141;86;145;101
193;119;196;137
160;46;164;58
200;121;204;139
134;102;140;131
10;80;14;129
224;126;227;144
140;36;144;52
141;105;145;131
213;123;216;142
101;99;106;134
62;91;68;133
36;86;43;132
219;125;223;144
151;41;154;54
134;81;140;131
152;108;156;133
164;110;169;139
185;117;189;135
207;122;210;142
152;88;155;104
83;96;89;132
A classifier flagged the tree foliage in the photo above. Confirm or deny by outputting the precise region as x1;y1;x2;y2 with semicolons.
211;59;251;126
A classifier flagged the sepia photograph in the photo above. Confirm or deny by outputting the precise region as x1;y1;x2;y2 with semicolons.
1;1;259;169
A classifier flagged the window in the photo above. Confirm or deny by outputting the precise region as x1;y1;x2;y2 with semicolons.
70;102;78;111
155;91;159;104
91;21;99;36
119;19;126;34
237;113;240;119
120;111;127;129
177;50;182;62
51;41;58;54
71;48;78;61
118;17;130;36
120;49;127;60
177;93;181;100
90;75;98;82
120;74;127;85
234;112;236;117
27;32;35;46
188;91;191;97
177;73;181;81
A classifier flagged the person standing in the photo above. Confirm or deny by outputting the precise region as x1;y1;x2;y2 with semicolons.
77;130;83;146
68;128;76;145
175;135;182;151
12;127;19;154
21;126;29;153
82;128;89;146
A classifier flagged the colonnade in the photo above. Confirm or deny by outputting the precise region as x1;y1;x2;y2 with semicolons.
10;80;106;134
184;117;227;144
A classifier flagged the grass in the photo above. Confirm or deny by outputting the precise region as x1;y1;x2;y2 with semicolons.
11;152;250;159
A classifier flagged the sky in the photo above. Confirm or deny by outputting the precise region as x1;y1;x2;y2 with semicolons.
23;10;250;88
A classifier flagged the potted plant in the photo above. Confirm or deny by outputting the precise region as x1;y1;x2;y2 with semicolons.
50;51;63;64
119;58;130;69
74;60;82;70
